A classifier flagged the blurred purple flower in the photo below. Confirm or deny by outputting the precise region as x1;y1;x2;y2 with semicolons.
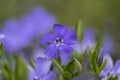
27;7;56;35
40;24;77;65
32;47;48;59
0;33;5;41
81;28;96;52
103;34;114;54
3;19;28;53
99;54;113;80
73;28;96;53
73;28;114;55
28;57;55;80
99;54;120;80
2;7;56;53
113;60;120;77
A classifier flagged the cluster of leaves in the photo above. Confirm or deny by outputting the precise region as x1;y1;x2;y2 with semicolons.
0;43;28;80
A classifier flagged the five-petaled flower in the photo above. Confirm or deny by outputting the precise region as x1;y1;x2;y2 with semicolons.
40;24;77;65
28;57;55;80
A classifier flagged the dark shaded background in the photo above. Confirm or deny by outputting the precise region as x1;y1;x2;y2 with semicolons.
0;0;120;57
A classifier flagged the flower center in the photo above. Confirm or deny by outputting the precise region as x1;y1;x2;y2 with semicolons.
55;38;63;46
33;76;40;80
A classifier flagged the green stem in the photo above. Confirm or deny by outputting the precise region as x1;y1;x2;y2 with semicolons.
52;59;64;74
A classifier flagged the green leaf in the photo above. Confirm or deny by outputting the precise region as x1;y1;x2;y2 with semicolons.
64;59;75;73
95;34;103;54
96;59;107;75
2;60;12;80
39;44;46;49
0;43;4;58
91;51;99;73
112;76;118;80
31;58;35;69
88;52;93;64
2;69;10;80
14;55;28;80
52;59;64;74
74;58;82;75
63;71;72;80
75;20;84;43
72;51;85;62
89;35;103;74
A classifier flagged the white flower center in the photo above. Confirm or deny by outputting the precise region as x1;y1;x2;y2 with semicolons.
54;37;63;46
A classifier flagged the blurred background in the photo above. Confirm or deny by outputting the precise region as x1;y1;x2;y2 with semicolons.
0;0;120;59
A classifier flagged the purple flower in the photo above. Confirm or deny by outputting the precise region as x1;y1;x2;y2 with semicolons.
81;28;96;52
27;7;56;35
103;34;114;54
28;57;55;80
2;7;56;53
73;28;96;53
0;33;5;41
3;19;29;53
40;24;77;65
99;54;120;80
113;60;120;76
99;54;113;80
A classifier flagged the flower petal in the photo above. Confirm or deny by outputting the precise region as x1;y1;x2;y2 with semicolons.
104;54;113;69
81;28;96;52
58;45;73;65
63;30;77;45
103;34;114;54
53;24;67;38
113;60;120;75
35;57;52;78
42;71;56;80
45;44;57;59
40;33;56;47
28;65;35;80
0;34;5;41
99;54;113;77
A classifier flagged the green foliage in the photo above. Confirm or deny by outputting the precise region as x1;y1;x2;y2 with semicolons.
53;58;82;80
39;44;46;49
1;55;29;80
88;35;107;75
72;51;85;62
0;43;4;59
52;59;64;74
13;55;28;80
63;71;72;80
31;58;35;69
74;58;82;76
113;76;118;80
75;20;84;43
64;60;75;74
2;60;13;80
96;59;107;75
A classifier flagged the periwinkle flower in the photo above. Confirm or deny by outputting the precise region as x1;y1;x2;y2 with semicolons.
40;24;77;65
2;7;56;53
113;60;120;77
3;19;28;53
73;28;96;53
103;34;114;54
81;28;96;52
0;33;5;41
99;54;120;80
99;54;113;80
27;7;56;35
28;57;55;80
